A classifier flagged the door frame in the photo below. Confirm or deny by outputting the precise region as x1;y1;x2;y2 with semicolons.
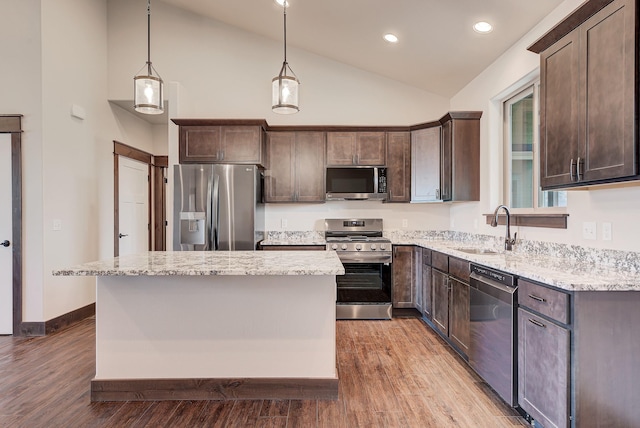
1;115;23;336
113;141;167;256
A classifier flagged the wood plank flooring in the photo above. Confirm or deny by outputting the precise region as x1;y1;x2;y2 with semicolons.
0;317;528;427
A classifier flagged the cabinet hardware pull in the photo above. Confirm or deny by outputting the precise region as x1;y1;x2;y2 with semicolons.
352;155;356;164
528;294;547;303
570;159;577;181
528;318;546;328
220;151;225;161
577;157;583;181
435;188;440;199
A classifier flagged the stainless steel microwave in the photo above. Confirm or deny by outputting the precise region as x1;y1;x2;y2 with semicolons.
326;167;387;200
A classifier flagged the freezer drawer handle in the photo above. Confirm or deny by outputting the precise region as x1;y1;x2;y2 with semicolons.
528;318;546;328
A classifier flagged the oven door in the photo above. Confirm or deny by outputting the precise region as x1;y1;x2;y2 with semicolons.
336;262;392;319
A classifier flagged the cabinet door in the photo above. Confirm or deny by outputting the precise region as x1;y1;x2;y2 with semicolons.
326;132;357;165
431;269;449;336
411;127;441;201
414;247;423;313
421;260;432;319
579;0;636;183
449;277;470;356
264;133;296;202
518;308;570;428
392;245;415;308
386;132;411;202
539;30;580;189
179;126;222;163
220;126;264;164
295;132;326;202
440;121;452;201
356;132;386;166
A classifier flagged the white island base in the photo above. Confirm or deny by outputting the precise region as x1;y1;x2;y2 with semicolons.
92;274;338;401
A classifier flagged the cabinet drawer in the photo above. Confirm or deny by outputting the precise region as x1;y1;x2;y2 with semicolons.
431;251;448;272
422;248;432;266
519;279;570;324
448;256;469;282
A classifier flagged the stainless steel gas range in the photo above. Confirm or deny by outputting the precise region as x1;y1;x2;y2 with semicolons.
325;218;392;320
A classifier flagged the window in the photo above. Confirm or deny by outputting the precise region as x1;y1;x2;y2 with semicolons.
503;83;566;209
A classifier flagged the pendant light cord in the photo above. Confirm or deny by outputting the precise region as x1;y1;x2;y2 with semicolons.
283;3;288;65
146;0;152;74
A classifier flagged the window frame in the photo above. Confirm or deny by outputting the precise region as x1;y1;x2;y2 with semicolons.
502;80;566;214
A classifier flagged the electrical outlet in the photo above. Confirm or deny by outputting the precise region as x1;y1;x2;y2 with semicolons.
281;218;288;229
602;222;612;241
53;219;62;231
473;219;478;230
582;221;596;240
402;219;408;228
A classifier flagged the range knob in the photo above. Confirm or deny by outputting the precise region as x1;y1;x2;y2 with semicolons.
341;244;348;250
370;244;377;250
380;244;387;250
355;244;362;251
331;244;338;250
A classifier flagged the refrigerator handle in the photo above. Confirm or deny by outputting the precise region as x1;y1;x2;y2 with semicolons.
212;175;220;250
205;179;213;251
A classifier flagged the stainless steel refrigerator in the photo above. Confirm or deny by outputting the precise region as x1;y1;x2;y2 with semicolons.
173;164;264;251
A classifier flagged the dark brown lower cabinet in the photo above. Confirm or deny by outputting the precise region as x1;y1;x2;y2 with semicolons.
518;308;570;428
449;277;470;354
431;269;449;336
392;246;417;308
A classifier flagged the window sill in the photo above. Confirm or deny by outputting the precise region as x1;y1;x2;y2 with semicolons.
483;213;568;229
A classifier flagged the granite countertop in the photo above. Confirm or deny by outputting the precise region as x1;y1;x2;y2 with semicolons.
257;231;640;292
397;239;640;292
53;251;345;277
260;231;326;246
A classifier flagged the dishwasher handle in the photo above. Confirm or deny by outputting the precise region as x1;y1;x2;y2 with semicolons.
470;272;518;304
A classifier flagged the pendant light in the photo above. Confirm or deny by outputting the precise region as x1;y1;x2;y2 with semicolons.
134;0;164;115
272;1;300;114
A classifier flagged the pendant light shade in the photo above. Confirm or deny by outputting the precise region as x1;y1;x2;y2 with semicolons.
134;0;164;115
272;2;299;114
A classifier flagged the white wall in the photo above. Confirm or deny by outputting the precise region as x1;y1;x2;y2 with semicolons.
0;0;160;322
107;0;450;126
449;0;640;252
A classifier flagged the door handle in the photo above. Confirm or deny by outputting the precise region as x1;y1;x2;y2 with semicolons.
1;240;9;247
118;233;128;239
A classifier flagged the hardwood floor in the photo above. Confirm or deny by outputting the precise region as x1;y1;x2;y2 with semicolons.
0;317;528;427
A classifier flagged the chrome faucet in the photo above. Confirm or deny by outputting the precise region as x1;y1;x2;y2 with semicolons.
491;205;517;251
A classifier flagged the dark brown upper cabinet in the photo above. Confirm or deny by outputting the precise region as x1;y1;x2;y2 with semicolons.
264;131;325;203
529;0;637;190
173;119;267;167
386;132;411;202
440;113;481;202
326;132;386;166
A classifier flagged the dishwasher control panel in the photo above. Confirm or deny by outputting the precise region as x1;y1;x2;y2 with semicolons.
470;264;515;287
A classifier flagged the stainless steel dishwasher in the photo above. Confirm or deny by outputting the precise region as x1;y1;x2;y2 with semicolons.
469;263;518;407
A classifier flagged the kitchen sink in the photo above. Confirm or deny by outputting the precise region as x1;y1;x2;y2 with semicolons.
454;247;500;255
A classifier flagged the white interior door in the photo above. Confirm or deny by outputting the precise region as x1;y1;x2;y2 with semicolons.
118;157;149;256
0;134;13;334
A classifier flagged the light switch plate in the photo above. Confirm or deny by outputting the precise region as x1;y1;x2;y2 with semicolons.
281;218;288;229
402;219;408;228
582;221;596;240
53;219;62;231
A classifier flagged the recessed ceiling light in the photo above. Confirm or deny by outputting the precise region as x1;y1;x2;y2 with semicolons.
383;33;399;43
473;21;493;34
274;0;288;6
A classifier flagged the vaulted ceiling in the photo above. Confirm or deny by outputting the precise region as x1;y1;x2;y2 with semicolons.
161;0;565;97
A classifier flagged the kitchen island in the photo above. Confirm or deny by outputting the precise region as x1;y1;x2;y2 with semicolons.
54;251;344;402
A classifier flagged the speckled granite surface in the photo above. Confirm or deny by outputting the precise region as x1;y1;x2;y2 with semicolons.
53;251;345;277
259;230;640;292
261;231;326;246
